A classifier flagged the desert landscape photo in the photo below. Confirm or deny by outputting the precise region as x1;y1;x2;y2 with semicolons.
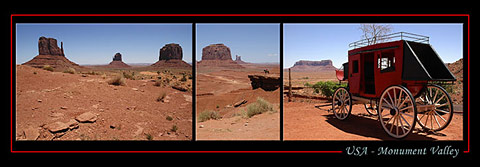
283;24;464;140
15;24;193;141
195;24;281;140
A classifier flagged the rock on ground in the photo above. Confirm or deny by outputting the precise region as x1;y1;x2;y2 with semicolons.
75;112;97;123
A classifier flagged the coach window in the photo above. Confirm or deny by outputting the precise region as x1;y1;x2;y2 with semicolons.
352;60;359;73
378;50;395;73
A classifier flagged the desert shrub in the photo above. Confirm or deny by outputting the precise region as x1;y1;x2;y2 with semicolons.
123;71;135;80
232;108;247;118
166;115;173;121
63;67;76;74
108;75;126;86
429;81;454;94
246;97;275;118
157;92;167;102
198;110;220;122
153;80;162;87
180;74;187;82
43;65;54;72
145;133;153;140
85;71;101;75
305;81;347;98
170;125;178;132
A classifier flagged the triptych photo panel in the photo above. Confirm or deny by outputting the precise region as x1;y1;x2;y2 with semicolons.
11;15;469;157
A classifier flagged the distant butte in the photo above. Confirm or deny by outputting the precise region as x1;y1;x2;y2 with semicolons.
289;60;337;72
151;43;191;68
197;44;244;68
22;36;79;70
106;53;131;68
235;55;247;64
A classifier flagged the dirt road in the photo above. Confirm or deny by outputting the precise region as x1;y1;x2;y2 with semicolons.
196;65;280;140
197;112;280;140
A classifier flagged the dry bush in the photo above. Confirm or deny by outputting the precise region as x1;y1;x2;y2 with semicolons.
63;67;76;74
156;92;167;102
43;65;54;72
108;75;126;86
198;110;220;122
246;97;275;118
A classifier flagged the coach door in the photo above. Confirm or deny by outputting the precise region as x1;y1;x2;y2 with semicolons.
348;54;361;94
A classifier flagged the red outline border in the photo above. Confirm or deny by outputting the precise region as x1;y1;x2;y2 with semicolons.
10;14;470;154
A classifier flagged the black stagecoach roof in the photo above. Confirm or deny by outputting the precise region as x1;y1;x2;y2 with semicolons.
402;40;456;81
348;32;456;82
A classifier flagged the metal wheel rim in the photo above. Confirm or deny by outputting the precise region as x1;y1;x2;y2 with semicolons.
332;87;351;120
378;85;417;139
416;85;454;131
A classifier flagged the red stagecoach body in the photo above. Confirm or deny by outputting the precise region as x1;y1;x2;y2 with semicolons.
341;33;455;99
333;32;457;138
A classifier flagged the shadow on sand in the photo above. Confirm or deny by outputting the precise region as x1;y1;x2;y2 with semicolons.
321;111;440;141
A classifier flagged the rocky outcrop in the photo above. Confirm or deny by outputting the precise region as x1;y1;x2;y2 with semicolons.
38;36;64;56
290;60;336;72
198;44;244;69
235;55;246;64
248;75;281;91
447;58;463;104
107;53;130;68
151;60;191;68
294;60;332;66
113;53;122;61
151;43;191;69
159;43;183;61
202;44;232;60
23;36;79;70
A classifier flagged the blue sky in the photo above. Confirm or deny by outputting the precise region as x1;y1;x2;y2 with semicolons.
196;24;280;63
16;23;192;65
284;23;463;68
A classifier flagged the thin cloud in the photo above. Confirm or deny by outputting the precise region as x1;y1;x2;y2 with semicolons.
267;53;279;57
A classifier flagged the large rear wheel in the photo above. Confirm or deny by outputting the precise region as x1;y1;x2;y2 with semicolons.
416;84;454;131
378;85;417;139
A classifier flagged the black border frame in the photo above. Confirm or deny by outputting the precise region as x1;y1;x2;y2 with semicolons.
8;14;471;159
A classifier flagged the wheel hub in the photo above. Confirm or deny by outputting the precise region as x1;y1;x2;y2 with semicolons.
390;107;399;116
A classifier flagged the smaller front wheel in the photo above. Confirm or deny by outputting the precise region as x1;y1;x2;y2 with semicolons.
364;99;378;116
332;87;352;120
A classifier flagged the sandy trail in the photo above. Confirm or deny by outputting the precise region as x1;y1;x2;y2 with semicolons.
196;65;281;140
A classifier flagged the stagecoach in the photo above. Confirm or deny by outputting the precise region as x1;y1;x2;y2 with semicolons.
333;32;456;139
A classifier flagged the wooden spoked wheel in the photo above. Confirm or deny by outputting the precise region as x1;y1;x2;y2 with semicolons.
332;87;352;120
415;84;454;131
378;85;417;139
364;99;378;116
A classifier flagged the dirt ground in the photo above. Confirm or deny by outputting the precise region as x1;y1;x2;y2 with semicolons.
283;99;463;141
196;64;280;140
15;65;192;141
